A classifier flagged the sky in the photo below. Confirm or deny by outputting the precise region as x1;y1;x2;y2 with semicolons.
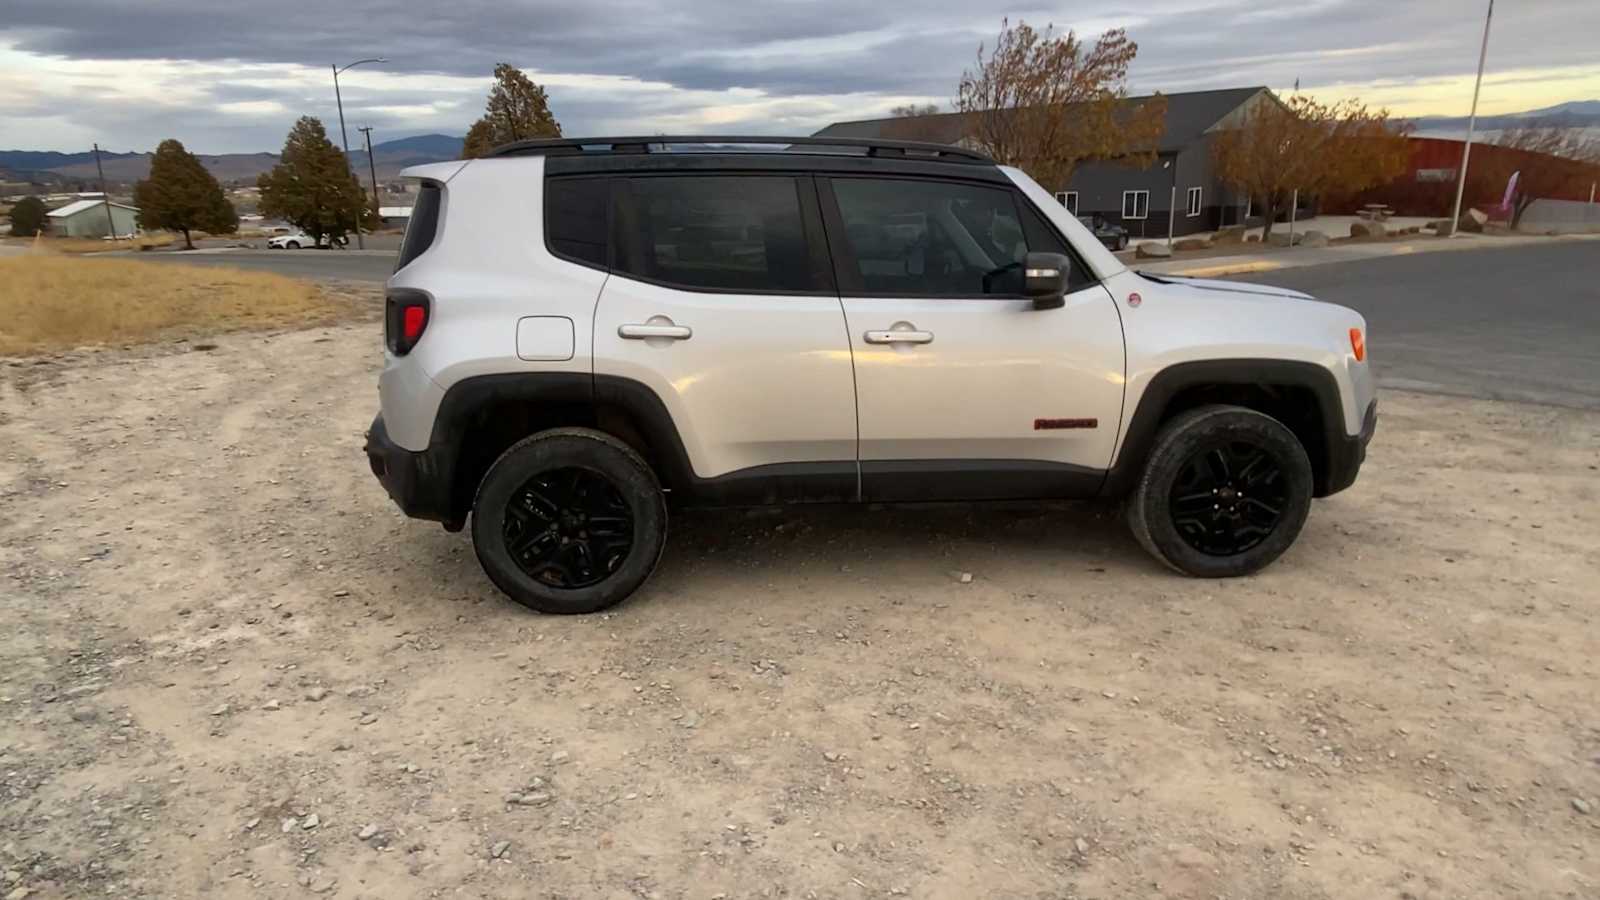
3;0;1599;154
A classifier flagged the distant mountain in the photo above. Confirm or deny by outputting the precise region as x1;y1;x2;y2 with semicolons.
0;133;465;190
1409;99;1600;138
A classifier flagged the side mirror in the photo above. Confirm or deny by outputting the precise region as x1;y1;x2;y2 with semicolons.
1025;251;1069;310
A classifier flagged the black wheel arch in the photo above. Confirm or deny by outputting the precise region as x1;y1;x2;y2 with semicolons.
1101;359;1353;500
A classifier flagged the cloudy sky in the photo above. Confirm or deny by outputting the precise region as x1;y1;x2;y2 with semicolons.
3;0;1599;154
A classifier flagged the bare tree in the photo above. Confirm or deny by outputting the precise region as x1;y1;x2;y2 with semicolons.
955;20;1167;190
1210;94;1411;241
889;104;941;118
1484;126;1600;227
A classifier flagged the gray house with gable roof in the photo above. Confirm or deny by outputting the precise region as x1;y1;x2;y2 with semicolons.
814;86;1283;239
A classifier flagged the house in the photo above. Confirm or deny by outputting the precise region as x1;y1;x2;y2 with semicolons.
813;86;1281;238
46;197;140;238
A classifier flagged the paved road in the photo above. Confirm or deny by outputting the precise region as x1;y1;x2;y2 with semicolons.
140;248;399;282
1226;241;1600;409
134;240;1599;409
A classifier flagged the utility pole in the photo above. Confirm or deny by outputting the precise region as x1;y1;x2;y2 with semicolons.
1449;0;1494;237
93;143;117;238
332;57;387;249
358;126;381;235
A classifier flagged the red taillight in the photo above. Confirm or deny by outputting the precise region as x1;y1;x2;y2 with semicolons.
386;290;431;355
403;305;427;342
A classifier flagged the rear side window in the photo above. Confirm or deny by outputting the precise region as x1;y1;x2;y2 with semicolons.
615;175;818;293
394;181;441;271
545;177;609;268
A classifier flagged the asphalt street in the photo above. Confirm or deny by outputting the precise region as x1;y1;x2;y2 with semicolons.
136;240;1600;409
1224;241;1600;410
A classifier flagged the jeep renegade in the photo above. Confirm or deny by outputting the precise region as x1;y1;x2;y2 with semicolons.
364;136;1377;614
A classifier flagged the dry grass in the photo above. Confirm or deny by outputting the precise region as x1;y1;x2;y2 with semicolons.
11;233;179;254
0;256;349;356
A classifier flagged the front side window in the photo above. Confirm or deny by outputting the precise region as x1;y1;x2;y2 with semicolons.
831;178;1069;296
1122;190;1150;220
616;175;816;292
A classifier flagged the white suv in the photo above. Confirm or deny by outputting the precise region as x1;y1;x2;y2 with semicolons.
364;136;1377;614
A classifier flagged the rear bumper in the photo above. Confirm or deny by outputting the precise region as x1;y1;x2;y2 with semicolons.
1321;399;1377;496
363;414;462;530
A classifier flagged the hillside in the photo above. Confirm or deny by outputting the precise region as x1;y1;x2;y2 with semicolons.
0;134;464;188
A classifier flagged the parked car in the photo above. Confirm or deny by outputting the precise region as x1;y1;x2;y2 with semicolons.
266;232;347;249
1079;214;1130;251
364;135;1376;614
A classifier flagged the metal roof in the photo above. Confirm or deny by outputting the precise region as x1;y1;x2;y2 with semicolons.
812;87;1271;154
47;198;139;218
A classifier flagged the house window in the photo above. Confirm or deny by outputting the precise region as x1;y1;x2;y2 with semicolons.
1121;190;1149;220
1055;191;1079;215
1186;186;1203;217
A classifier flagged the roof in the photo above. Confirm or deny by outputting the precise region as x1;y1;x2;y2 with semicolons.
485;135;992;164
48;198;139;218
813;87;1271;153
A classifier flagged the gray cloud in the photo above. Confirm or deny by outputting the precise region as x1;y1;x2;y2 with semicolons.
4;0;1598;152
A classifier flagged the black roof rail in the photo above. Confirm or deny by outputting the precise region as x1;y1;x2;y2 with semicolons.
482;135;994;165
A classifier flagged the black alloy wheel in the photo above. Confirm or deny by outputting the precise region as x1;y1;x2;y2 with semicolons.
503;467;634;589
1167;442;1289;556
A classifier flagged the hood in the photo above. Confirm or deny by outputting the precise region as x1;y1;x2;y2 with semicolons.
1138;271;1314;302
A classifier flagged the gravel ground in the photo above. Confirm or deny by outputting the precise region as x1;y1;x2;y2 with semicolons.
2;321;1598;900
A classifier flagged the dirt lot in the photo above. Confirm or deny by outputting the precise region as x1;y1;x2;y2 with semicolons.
2;321;1597;900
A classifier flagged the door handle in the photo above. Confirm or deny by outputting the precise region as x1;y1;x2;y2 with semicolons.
864;329;934;345
619;323;692;340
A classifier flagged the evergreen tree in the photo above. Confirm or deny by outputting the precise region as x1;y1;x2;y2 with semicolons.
462;63;562;158
8;196;47;237
132;138;238;249
257;117;372;245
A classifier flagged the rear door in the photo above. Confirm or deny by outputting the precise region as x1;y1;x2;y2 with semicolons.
819;174;1126;501
590;173;859;501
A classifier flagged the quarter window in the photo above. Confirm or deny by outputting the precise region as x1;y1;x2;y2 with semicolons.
1122;190;1149;220
544;177;609;268
831;178;1070;297
616;175;817;292
1186;186;1203;217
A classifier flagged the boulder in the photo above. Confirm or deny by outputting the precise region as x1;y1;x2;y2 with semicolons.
1266;231;1302;247
1212;225;1248;244
1299;230;1330;248
1459;207;1489;232
1350;220;1386;239
1244;234;1261;243
1173;237;1212;251
1428;218;1454;235
1135;241;1173;259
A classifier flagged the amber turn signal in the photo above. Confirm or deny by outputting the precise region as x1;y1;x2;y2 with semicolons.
1349;328;1366;362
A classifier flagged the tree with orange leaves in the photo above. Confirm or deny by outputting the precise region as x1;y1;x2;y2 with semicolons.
955;20;1168;191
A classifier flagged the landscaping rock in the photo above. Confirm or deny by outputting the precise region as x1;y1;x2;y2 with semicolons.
1244;234;1261;243
1267;231;1302;247
1461;207;1489;232
1428;218;1454;235
1300;230;1330;248
1135;242;1172;259
1350;221;1386;239
1173;237;1212;251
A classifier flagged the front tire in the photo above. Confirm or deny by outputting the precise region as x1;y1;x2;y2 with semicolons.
1126;405;1313;577
471;428;666;614
285;241;300;249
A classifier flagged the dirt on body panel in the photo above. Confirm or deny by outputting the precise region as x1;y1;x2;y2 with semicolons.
1;322;1597;899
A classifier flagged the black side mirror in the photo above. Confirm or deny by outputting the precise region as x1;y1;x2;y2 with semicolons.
1025;252;1069;310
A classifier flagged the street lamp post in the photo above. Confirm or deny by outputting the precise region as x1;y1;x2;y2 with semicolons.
332;57;386;249
1448;0;1494;237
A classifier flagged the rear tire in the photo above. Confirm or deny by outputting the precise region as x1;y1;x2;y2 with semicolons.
1127;405;1313;577
471;428;666;614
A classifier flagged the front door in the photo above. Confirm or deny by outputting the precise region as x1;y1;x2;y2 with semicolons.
819;175;1126;501
592;173;858;503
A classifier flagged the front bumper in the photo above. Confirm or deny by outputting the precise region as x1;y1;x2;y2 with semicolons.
1321;399;1377;496
363;414;463;530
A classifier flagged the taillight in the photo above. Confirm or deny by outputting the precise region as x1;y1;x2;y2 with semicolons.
386;290;431;355
1349;327;1366;362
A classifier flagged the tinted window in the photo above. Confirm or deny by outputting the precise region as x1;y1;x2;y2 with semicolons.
394;182;441;272
617;176;816;292
831;178;1067;296
545;177;609;268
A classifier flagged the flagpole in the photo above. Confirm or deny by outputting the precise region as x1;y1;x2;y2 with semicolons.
1448;0;1494;237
